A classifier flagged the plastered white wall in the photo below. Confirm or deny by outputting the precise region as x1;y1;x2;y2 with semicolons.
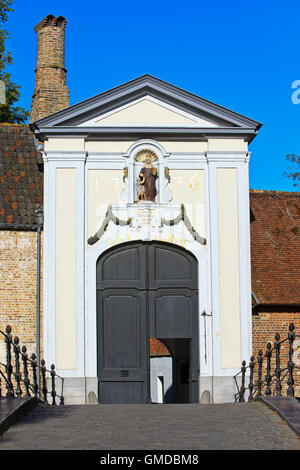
217;168;241;368
87;169;125;237
56;168;77;370
168;169;206;237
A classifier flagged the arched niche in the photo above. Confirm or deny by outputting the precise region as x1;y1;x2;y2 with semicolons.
121;140;172;204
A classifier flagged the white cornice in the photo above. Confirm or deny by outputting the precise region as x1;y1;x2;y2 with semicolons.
205;151;250;163
43;151;87;162
168;153;207;164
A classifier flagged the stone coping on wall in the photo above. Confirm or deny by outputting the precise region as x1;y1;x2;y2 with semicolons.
257;396;300;437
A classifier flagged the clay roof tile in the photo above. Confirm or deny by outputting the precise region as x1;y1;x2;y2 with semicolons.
0;124;43;228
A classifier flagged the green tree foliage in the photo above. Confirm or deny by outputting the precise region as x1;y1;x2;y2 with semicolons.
284;154;300;187
0;0;29;123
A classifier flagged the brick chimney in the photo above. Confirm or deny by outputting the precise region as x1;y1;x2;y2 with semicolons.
30;15;70;123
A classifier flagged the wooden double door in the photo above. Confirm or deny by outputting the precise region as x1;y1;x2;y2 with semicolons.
96;241;199;404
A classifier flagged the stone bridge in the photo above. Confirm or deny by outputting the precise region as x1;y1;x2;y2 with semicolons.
0;400;299;450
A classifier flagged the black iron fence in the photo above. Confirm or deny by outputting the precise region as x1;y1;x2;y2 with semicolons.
0;325;64;405
234;323;300;402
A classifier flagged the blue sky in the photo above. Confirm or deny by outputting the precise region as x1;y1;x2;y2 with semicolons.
4;0;300;191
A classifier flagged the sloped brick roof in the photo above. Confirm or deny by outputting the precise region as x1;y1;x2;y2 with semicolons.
250;190;300;305
0;124;43;228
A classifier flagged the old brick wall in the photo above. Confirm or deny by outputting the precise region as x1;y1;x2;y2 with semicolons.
0;230;43;363
252;310;300;397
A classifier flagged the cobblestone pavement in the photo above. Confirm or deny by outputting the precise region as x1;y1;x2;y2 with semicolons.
0;401;300;450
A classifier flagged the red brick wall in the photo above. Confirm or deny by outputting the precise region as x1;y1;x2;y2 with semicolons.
0;231;43;362
252;310;300;397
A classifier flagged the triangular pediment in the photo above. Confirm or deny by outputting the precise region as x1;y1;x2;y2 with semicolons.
78;96;218;127
30;75;262;142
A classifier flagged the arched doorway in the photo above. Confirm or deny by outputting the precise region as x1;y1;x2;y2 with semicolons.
96;241;199;404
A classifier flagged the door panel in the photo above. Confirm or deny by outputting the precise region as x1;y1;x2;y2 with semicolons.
96;242;146;290
149;289;194;339
148;243;198;289
102;294;141;370
100;381;145;404
97;289;148;403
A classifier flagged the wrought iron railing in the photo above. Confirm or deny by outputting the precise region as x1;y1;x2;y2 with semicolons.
234;323;300;402
0;325;64;405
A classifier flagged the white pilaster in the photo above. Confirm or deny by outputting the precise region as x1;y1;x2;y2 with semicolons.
43;150;86;378
206;151;251;379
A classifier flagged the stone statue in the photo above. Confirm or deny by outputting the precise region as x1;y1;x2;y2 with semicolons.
136;154;158;202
